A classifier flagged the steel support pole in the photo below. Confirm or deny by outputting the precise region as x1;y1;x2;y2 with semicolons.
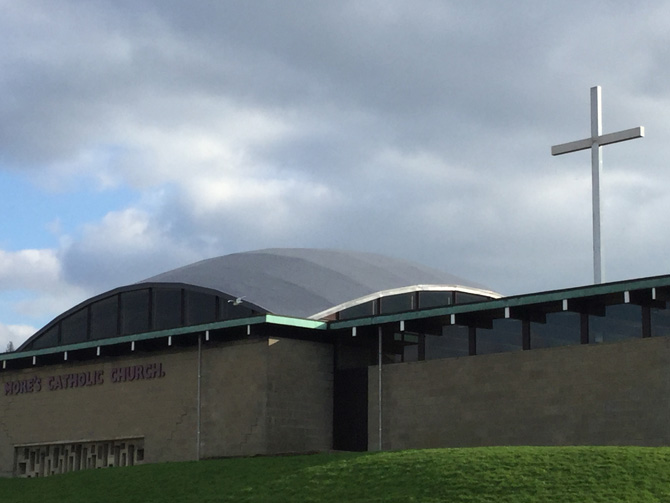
378;325;382;451
196;334;202;460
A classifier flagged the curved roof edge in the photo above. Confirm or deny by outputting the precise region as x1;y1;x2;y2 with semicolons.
17;282;268;352
309;284;502;320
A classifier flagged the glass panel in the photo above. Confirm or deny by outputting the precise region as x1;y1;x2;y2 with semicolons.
339;301;375;320
477;319;522;355
393;332;419;362
425;325;469;359
153;288;182;330
454;292;489;305
61;308;88;345
589;304;641;343
418;291;453;309
186;290;217;325
531;311;581;349
380;294;413;315
651;302;670;337
403;343;419;362
90;296;118;340
121;289;150;335
31;324;60;350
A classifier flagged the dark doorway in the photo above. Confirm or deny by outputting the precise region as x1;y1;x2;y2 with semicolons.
333;367;368;451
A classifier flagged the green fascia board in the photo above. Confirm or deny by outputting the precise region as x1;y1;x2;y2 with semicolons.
1;314;326;362
330;274;670;330
264;314;327;330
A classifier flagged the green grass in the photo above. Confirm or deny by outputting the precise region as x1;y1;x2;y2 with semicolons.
3;446;670;502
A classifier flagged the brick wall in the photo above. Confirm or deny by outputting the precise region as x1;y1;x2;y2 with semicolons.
369;336;670;451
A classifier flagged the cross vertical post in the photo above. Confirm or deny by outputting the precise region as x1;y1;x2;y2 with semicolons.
551;86;644;284
591;86;603;284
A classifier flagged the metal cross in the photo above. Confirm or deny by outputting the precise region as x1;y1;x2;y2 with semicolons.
551;86;644;284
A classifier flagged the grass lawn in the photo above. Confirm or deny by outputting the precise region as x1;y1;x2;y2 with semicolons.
2;446;670;502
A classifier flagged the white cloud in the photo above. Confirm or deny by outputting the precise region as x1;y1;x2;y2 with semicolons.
0;249;61;290
0;323;35;352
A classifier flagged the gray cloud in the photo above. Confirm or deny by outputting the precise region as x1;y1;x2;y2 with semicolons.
2;0;670;343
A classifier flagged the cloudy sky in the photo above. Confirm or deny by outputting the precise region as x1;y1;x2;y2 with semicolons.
2;1;669;348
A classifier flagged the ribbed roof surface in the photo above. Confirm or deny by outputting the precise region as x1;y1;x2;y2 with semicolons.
139;248;492;319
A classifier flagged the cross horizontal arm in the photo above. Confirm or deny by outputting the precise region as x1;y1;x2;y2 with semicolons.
551;126;644;156
551;138;591;156
599;126;644;147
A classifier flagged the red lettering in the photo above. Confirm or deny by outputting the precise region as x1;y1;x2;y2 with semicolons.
109;362;164;384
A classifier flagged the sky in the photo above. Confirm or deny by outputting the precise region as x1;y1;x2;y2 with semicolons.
2;0;670;349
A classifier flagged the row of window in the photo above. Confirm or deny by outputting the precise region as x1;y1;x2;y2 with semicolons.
26;287;259;351
395;302;670;362
337;290;490;320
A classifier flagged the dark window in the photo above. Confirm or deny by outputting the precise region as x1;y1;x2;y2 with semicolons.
381;294;413;315
454;292;489;305
531;311;581;349
186;290;217;325
589;304;641;343
90;296;118;340
61;308;89;345
419;291;453;309
403;344;419;362
31;324;60;350
394;332;420;362
651;302;670;337
477;319;522;355
339;301;376;320
153;288;182;330
426;325;469;359
121;289;150;335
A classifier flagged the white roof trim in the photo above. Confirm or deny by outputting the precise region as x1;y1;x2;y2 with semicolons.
308;284;502;320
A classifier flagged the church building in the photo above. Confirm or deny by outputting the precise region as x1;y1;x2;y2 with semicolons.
2;248;670;477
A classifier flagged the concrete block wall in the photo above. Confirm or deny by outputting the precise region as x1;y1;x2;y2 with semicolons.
369;336;670;451
266;338;333;454
199;337;333;458
0;336;335;476
199;339;269;458
0;349;199;477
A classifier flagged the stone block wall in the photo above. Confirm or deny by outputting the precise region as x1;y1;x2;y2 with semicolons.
369;336;670;451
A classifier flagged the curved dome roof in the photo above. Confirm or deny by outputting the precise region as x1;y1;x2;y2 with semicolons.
139;248;496;319
19;248;499;352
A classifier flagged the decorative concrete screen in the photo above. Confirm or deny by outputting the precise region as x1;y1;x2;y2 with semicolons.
14;437;144;477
